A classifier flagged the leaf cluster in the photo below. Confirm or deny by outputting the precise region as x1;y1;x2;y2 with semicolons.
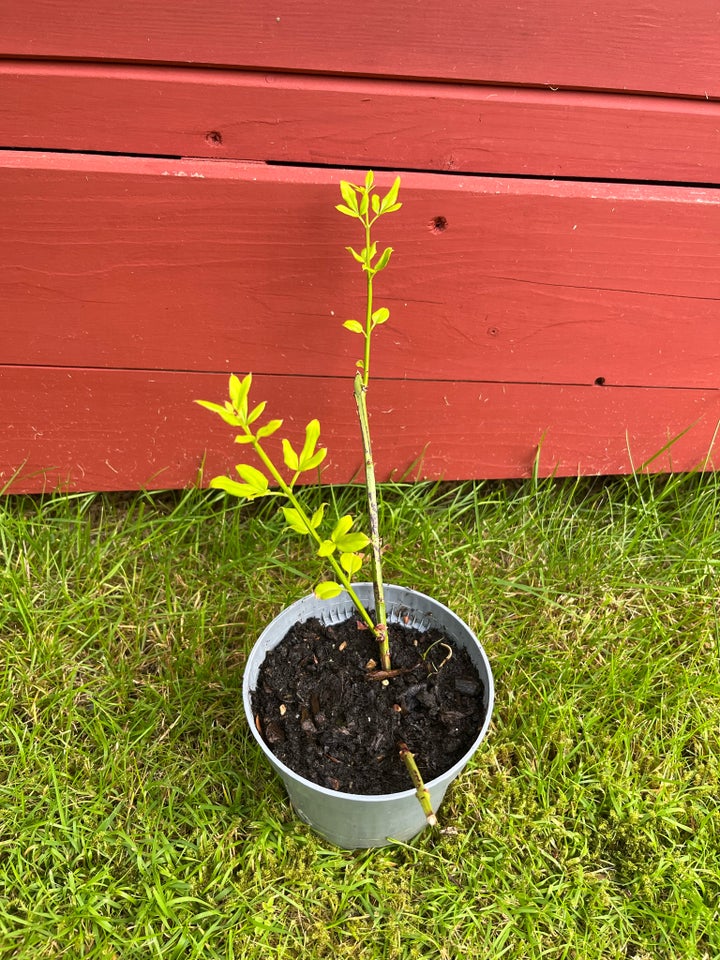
195;374;370;608
336;169;402;222
337;172;400;352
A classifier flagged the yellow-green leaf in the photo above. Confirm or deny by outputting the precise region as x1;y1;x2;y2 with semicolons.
282;506;310;534
194;399;241;427
228;373;252;415
335;532;371;553
374;247;393;272
371;307;389;326
315;581;343;600
336;204;358;218
299;419;321;470
303;448;327;471
311;503;326;529
246;400;267;425
340;552;363;576
343;319;364;335
235;463;268;494
317;540;336;557
340;180;359;211
255;418;283;439
282;439;299;472
380;177;401;212
209;476;261;499
331;515;354;542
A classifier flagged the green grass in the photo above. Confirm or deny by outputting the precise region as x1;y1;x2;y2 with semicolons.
1;475;718;959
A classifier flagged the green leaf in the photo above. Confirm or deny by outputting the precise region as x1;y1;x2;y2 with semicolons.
359;191;369;217
228;373;252;417
228;373;243;408
282;439;299;472
345;246;365;264
380;177;401;212
235;463;268;494
331;515;354;542
298;419;321;471
317;540;336;557
310;503;326;529
315;581;343;600
234;434;255;444
255;418;283;439
246;401;267;425
336;204;358;218
340;180;359;211
374;247;393;272
371;193;381;215
194;399;242;427
209;476;262;499
364;170;374;191
343;319;364;335
282;506;310;534
371;307;389;326
340;552;363;576
335;531;371;553
302;448;327;471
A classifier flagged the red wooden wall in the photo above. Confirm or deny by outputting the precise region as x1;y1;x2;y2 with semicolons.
2;2;720;492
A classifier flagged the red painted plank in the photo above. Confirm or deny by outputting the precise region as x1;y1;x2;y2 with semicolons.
3;1;719;99
3;62;720;182
2;153;720;390
2;368;719;494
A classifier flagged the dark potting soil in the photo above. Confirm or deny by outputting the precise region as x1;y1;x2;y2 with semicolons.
252;614;487;795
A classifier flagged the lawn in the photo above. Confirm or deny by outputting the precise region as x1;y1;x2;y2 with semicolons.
1;475;718;959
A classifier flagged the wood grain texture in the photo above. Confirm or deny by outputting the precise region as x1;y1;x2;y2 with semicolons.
3;368;719;494
3;62;720;182
3;0;720;99
2;153;719;391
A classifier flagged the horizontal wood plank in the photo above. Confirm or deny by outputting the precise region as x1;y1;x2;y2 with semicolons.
3;62;720;182
2;154;720;391
3;0;719;99
2;368;719;493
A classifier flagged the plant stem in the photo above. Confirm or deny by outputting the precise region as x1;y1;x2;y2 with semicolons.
351;211;390;668
398;742;437;827
362;217;374;388
354;372;390;670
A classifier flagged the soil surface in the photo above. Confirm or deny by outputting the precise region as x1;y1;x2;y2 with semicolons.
252;614;487;795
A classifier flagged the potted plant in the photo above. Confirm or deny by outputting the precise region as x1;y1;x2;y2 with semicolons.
197;173;494;848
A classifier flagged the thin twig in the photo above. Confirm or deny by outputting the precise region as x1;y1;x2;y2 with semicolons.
364;664;421;681
398;741;437;827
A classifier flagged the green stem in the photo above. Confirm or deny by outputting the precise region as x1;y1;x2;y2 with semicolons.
362;217;374;387
249;430;377;635
354;373;389;670
351;207;390;668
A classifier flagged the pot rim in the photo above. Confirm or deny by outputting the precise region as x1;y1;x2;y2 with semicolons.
243;583;494;803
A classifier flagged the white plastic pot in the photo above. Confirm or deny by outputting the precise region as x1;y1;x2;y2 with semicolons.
243;583;494;849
